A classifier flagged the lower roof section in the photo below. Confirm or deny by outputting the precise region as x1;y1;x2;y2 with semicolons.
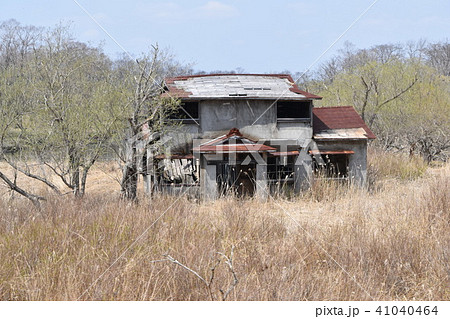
309;150;355;155
313;106;376;139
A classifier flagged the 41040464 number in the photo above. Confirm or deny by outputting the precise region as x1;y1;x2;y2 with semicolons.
376;305;438;316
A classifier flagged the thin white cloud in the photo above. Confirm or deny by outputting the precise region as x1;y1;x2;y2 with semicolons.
141;2;183;19
287;2;317;14
135;1;238;22
82;28;101;38
195;1;238;19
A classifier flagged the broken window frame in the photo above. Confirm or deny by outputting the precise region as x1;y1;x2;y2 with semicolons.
276;100;311;123
267;155;296;183
168;101;200;124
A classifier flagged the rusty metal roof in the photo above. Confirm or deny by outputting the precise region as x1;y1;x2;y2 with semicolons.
312;106;376;139
271;150;300;156
193;128;276;153
162;74;322;100
198;144;276;153
309;150;355;155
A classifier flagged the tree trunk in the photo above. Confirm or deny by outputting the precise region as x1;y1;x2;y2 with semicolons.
80;167;89;196
120;137;138;200
68;146;81;196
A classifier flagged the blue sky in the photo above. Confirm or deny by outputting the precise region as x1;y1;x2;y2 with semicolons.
2;1;449;73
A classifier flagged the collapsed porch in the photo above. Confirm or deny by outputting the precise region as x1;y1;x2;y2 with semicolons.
143;128;314;200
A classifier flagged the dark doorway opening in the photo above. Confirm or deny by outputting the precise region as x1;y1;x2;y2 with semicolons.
313;154;349;179
216;157;256;197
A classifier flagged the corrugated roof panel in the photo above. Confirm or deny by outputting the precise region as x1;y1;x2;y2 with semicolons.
162;74;322;100
313;128;369;140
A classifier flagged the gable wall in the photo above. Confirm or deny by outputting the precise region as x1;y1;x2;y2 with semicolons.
163;99;313;152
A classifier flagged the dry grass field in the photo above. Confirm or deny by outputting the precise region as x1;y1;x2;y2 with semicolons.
0;149;448;300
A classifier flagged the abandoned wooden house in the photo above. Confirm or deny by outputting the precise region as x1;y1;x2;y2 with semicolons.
143;74;375;199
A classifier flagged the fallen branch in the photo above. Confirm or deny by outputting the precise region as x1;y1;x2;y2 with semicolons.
217;246;238;301
163;246;238;301
0;170;45;207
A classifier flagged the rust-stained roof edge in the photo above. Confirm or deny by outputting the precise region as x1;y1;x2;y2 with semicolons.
163;74;322;100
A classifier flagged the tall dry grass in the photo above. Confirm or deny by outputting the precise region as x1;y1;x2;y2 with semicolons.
367;148;428;188
0;155;448;300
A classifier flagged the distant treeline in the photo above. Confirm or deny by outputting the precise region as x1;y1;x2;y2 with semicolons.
296;41;449;162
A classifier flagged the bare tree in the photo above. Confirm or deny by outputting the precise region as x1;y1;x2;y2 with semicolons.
0;21;121;199
0;21;192;203
425;41;450;76
114;46;185;200
0;20;48;205
0;19;42;69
